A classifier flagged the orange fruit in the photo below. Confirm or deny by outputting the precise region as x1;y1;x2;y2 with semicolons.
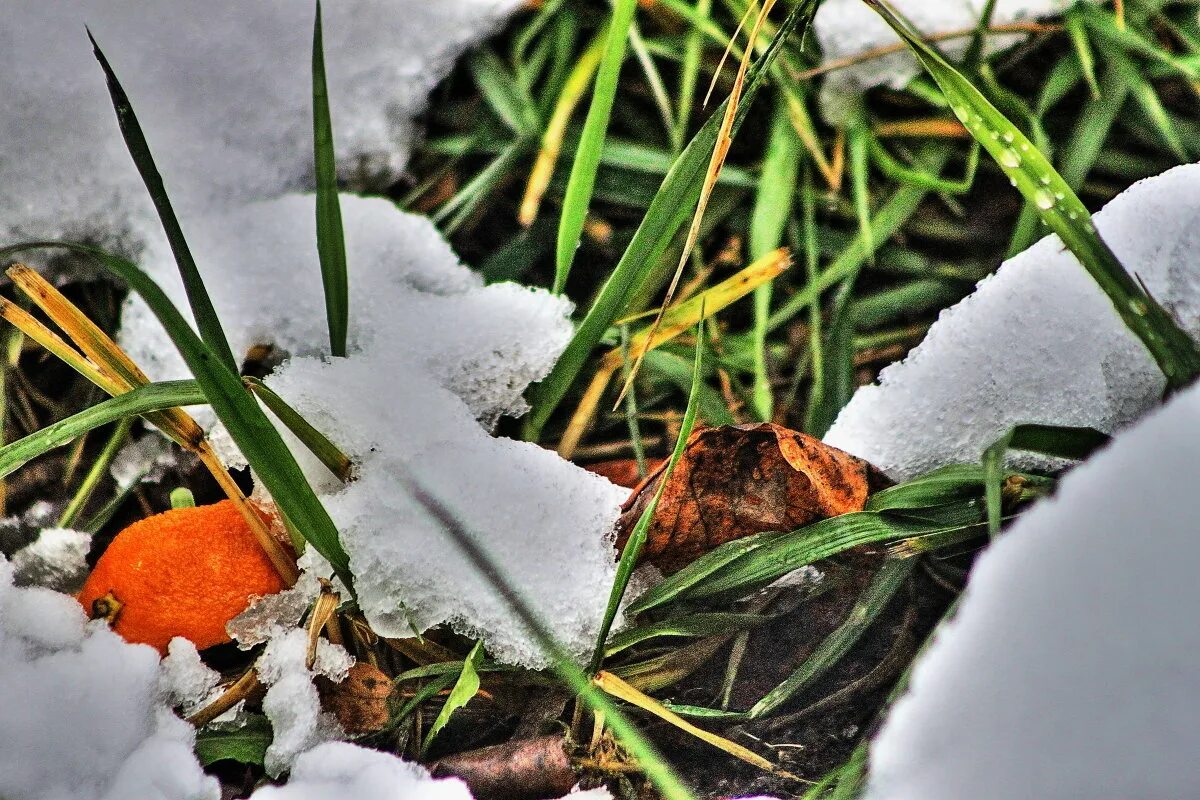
77;500;289;653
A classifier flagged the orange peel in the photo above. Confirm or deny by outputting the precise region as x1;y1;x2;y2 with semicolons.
77;500;290;653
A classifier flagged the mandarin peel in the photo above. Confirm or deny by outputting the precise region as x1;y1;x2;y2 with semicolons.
77;500;291;653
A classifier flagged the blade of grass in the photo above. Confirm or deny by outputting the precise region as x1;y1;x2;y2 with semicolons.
593;671;790;776
0;380;205;480
525;0;817;440
243;377;354;483
867;0;1200;390
618;0;781;402
555;0;639;293
557;251;787;457
748;97;800;421
57;417;133;528
519;30;606;227
421;640;484;755
312;1;349;357
88;31;237;374
588;319;705;674
747;558;913;718
388;462;695;800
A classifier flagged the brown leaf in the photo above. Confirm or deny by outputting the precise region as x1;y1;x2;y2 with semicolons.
582;457;666;489
318;661;392;735
616;423;886;573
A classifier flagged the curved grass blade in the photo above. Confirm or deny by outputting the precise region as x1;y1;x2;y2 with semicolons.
588;321;705;673
747;558;913;718
421;640;484;755
555;0;638;294
0;380;204;480
87;31;237;374
627;530;778;615
524;0;817;441
982;423;1109;535
1;241;352;589
866;0;1200;390
604;612;766;658
312;1;349;357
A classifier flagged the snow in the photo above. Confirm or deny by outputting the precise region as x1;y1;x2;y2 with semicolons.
257;627;354;777
825;162;1200;480
250;742;475;800
118;190;626;668
862;379;1200;800
229;570;323;649
159;637;222;716
0;0;523;278
118;194;572;432
0;555;218;800
813;0;1074;121
110;433;178;490
9;527;92;593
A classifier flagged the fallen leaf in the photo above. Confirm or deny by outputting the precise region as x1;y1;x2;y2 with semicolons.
318;661;392;734
582;457;666;489
616;423;887;573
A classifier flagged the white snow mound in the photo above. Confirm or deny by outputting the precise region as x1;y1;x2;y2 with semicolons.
863;378;1200;800
0;555;218;800
825;162;1200;480
813;0;1074;121
0;0;522;269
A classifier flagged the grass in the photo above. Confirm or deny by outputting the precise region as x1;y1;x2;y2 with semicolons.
2;0;1199;797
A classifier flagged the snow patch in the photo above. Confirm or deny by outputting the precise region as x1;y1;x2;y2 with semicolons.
1;0;523;276
10;527;92;593
0;556;218;800
813;0;1074;121
825;162;1200;479
863;379;1200;799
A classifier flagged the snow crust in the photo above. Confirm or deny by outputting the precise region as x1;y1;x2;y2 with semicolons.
0;556;218;800
813;0;1073;120
258;628;354;777
9;527;92;593
825;162;1200;480
0;0;522;273
863;379;1200;800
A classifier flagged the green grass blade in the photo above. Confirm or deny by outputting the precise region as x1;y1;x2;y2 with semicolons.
866;0;1200;390
604;612;766;657
554;0;638;294
525;0;818;440
1;241;353;588
748;97;800;421
982;423;1110;535
312;1;350;357
0;379;204;480
747;558;914;718
87;31;238;374
244;376;354;482
588;321;705;674
421;640;484;755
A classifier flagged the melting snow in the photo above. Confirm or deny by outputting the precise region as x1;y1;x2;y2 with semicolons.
1;0;522;276
813;1;1074;121
863;379;1200;799
825;163;1200;480
9;527;92;593
0;555;218;800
